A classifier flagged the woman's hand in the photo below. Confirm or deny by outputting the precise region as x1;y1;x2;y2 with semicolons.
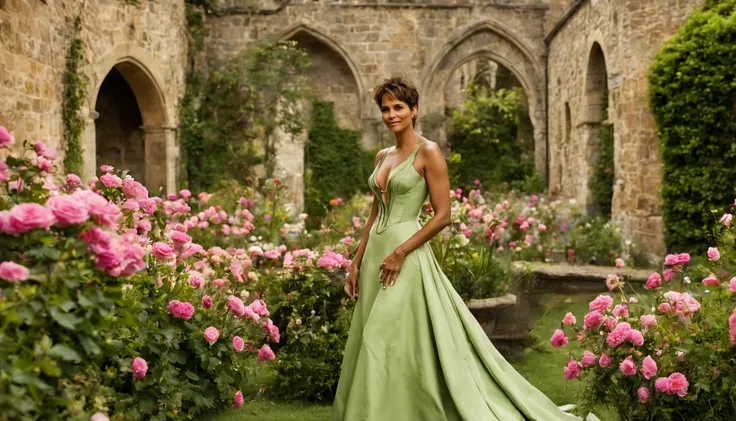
344;267;360;299
379;249;406;288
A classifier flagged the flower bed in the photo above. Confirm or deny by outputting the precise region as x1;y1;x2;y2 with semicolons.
549;213;736;420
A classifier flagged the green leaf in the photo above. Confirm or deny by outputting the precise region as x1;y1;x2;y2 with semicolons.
49;344;81;363
185;371;200;381
78;336;101;356
49;307;81;330
38;359;62;377
59;300;76;312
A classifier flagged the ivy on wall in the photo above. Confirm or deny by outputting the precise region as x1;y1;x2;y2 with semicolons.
590;84;614;218
649;0;736;251
61;16;87;176
304;100;365;223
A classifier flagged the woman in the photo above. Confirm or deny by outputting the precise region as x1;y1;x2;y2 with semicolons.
332;76;597;421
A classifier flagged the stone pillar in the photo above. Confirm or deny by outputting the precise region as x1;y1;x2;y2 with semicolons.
81;113;98;183
142;125;177;195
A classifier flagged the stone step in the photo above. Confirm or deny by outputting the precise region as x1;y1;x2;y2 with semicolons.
513;261;655;294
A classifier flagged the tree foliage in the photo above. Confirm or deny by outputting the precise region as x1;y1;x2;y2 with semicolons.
648;0;736;251
590;84;614;218
180;41;311;192
447;83;536;192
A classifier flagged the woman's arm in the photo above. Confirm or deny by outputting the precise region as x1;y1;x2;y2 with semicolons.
379;142;451;287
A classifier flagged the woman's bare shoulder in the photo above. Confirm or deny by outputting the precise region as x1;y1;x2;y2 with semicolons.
417;139;442;158
374;147;391;165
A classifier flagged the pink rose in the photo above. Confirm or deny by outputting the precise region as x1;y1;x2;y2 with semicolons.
667;372;688;397
606;322;632;347
0;261;30;282
66;174;81;187
46;195;89;226
598;354;612;368
258;344;276;362
730;277;736;294
264;318;281;343
655;377;669;393
234;390;244;409
664;253;690;266
720;213;733;226
90;413;110;421
589;295;613;312
248;299;269;317
583;310;604;330
612;304;628;318
640;314;657;329
170;231;192;244
581;351;596;368
122;199;140;211
563;357;581;380
538;223;547;232
562;312;576;326
100;173;122;188
663;268;675;281
204;326;220;345
167;300;195;320
619;356;637;376
138;198;157;215
100;165;114;172
641;356;657;380
638;387;650;404
122;178;149;200
188;271;204;289
232;336;245;352
702;274;719;286
3;203;56;235
131;357;148;380
152;242;176;260
72;190;121;227
627;329;644;346
707;247;720;262
657;302;672;313
615;258;625;268
202;295;213;309
179;189;192;199
227;295;246;317
550;329;568;348
0;126;14;148
644;272;662;289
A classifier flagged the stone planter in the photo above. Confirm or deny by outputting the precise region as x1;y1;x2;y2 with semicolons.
466;293;527;360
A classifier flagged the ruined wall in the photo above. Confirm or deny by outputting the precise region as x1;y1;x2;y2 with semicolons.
546;0;705;258
0;0;187;192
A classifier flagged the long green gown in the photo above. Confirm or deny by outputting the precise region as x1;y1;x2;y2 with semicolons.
332;142;597;421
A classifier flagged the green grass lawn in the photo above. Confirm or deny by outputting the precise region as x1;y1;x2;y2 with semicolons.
204;292;618;421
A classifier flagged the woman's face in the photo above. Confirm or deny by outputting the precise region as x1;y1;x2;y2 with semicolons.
380;94;416;133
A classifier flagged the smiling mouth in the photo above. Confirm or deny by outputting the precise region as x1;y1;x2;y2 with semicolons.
388;121;400;126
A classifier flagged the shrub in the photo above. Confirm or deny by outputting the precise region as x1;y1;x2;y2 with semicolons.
0;133;277;420
649;1;736;252
551;215;736;419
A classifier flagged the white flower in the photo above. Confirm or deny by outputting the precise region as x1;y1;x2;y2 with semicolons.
249;236;257;242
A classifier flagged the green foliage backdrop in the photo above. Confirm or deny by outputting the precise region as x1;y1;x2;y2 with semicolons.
304;100;366;224
649;0;736;251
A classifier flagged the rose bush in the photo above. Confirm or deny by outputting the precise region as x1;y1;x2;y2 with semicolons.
0;131;278;420
550;212;736;419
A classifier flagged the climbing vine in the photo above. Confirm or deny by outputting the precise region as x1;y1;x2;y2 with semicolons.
178;4;311;192
304;100;365;224
61;16;87;176
590;84;614;218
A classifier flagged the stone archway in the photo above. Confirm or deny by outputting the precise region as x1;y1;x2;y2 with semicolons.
280;24;363;130
421;21;546;174
85;45;175;194
582;42;612;216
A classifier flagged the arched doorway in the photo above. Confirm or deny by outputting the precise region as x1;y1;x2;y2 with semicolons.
88;55;171;194
583;42;614;217
95;67;146;183
442;56;536;190
421;21;546;176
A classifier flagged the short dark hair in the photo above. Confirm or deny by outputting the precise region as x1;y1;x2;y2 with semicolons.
373;76;420;125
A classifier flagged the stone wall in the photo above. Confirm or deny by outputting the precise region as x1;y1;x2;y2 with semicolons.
206;0;550;206
546;0;705;259
0;0;187;193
